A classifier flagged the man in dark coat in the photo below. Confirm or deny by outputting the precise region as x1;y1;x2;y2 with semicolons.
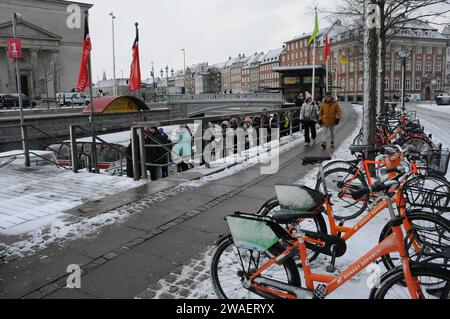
145;127;166;181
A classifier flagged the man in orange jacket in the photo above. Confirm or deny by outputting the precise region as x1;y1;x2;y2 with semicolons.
319;92;341;150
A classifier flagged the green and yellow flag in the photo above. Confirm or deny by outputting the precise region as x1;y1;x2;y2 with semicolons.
307;8;319;47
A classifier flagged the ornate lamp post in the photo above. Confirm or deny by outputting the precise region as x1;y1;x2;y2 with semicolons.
397;49;412;111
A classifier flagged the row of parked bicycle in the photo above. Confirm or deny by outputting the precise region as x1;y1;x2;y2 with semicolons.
210;108;450;299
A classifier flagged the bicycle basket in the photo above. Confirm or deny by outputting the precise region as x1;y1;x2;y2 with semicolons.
275;184;325;212
426;148;450;177
403;179;450;214
226;214;280;252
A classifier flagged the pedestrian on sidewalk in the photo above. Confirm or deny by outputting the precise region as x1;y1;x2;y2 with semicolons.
300;92;319;146
319;92;341;150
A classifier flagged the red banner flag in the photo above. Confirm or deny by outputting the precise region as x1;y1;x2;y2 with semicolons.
129;23;141;92
324;33;330;62
77;14;91;93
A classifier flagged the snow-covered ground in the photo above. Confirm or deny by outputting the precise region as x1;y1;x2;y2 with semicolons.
0;166;146;235
0;112;318;258
413;101;450;116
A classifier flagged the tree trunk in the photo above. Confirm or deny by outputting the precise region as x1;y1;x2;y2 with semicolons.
363;0;379;153
377;0;386;115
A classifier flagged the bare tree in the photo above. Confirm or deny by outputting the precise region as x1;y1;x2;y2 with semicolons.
37;51;64;100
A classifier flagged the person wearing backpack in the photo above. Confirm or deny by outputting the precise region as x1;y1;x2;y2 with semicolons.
300;93;319;146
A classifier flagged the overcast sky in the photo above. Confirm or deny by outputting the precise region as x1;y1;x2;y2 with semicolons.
87;0;338;82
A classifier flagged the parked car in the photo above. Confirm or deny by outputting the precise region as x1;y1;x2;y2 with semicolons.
436;93;450;105
405;94;422;102
56;92;90;107
0;93;36;109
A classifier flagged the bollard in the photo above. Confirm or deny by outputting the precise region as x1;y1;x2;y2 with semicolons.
70;126;79;173
138;127;148;180
131;127;140;181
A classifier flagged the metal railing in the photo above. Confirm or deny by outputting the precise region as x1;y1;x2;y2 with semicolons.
166;93;283;104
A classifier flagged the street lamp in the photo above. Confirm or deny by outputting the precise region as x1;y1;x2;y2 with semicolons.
109;12;117;96
397;49;412;111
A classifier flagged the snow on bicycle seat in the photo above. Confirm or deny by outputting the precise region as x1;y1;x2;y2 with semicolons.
302;156;332;165
275;184;325;212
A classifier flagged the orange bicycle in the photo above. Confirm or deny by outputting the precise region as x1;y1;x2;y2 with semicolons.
211;175;450;299
258;152;450;272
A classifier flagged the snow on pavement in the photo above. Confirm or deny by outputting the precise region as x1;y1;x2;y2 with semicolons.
0;166;146;236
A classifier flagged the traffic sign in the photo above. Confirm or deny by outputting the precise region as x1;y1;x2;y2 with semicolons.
7;38;22;59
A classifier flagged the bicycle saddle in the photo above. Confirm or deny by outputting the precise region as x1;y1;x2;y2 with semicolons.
349;145;376;154
272;208;324;224
302;156;332;165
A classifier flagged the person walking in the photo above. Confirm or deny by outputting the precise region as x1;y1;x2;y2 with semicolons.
319;92;341;150
300;93;319;146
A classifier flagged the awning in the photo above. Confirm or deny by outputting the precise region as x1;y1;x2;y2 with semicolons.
83;96;150;114
273;65;326;76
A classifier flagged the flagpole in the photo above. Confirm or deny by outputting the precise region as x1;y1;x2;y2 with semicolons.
311;7;317;101
85;10;98;173
312;38;316;101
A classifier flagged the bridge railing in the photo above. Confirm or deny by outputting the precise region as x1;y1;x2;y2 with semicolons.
166;93;283;104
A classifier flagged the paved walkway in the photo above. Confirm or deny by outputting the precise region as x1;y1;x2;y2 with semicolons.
0;104;359;299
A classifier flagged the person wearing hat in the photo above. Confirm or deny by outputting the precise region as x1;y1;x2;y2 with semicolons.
300;92;319;146
319;92;341;150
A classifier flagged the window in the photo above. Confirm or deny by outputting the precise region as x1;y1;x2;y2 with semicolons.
319;54;323;62
415;79;421;91
416;46;422;54
436;79;441;90
349;62;354;73
358;60;363;71
394;78;400;90
436;62;442;72
405;79;411;91
406;60;411;71
349;79;355;92
359;77;364;91
416;61;422;72
426;47;433;55
384;78;390;90
341;64;346;73
395;60;401;71
386;60;391;71
426;61;432;72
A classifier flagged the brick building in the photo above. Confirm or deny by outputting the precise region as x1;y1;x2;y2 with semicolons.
241;52;264;93
259;48;283;90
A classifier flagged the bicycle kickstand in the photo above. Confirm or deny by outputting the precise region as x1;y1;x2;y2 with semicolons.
326;245;338;273
326;222;344;273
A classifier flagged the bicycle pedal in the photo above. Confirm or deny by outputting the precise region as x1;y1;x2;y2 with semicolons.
326;265;337;273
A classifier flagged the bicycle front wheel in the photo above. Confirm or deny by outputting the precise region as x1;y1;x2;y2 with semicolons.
210;236;301;299
316;167;369;221
371;265;450;299
379;212;450;271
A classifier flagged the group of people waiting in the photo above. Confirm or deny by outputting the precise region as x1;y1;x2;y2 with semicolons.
126;126;174;181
